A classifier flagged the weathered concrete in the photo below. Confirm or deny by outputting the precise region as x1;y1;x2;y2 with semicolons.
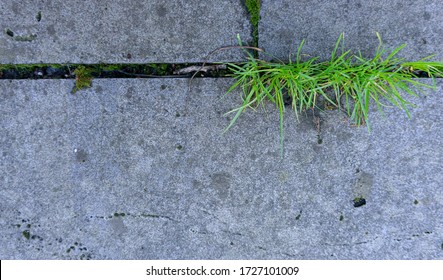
1;79;442;259
0;0;252;63
259;0;443;62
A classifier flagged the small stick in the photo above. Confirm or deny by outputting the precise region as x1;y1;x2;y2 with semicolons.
173;64;227;75
188;45;265;90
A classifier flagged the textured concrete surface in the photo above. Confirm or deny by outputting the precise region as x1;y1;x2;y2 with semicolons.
1;79;442;259
259;0;443;62
0;0;251;63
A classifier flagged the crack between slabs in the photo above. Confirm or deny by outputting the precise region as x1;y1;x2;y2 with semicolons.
0;63;234;80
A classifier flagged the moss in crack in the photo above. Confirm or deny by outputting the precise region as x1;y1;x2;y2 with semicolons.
353;197;366;208
147;63;169;75
243;0;261;56
22;230;31;240
72;65;93;93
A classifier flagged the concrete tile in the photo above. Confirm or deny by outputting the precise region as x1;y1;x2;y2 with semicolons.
0;78;442;259
0;0;252;63
260;0;443;61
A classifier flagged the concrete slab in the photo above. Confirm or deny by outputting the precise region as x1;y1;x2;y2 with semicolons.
1;78;442;259
0;0;251;63
259;0;443;62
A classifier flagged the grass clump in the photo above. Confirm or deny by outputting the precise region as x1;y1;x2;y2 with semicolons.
225;33;443;157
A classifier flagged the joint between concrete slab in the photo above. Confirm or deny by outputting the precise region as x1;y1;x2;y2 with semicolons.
0;63;234;80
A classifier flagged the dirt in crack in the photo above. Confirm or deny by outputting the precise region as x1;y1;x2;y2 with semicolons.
0;63;233;80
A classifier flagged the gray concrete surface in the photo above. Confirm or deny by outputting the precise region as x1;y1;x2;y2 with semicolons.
1;79;442;259
259;0;443;62
0;0;252;63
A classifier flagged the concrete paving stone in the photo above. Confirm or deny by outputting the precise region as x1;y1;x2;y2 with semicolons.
259;0;443;62
1;78;443;259
0;0;252;64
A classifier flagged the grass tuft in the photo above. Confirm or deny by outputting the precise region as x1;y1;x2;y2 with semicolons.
225;33;443;157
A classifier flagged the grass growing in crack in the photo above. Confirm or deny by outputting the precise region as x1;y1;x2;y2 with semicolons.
225;33;443;157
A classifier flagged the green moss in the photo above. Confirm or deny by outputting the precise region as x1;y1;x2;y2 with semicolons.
353;197;366;207
244;0;261;52
99;64;123;71
147;63;169;75
245;0;260;30
93;63;172;76
22;230;30;240
72;65;93;93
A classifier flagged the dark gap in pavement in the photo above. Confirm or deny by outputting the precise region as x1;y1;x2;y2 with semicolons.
0;63;437;80
0;63;234;80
